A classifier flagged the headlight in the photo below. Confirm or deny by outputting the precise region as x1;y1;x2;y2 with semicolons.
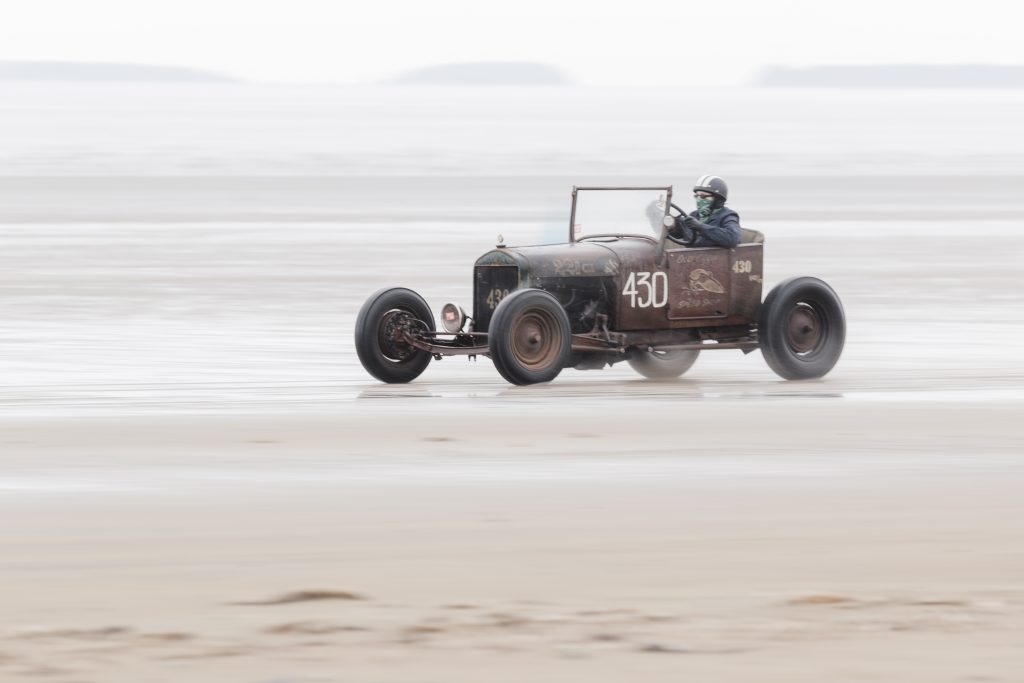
440;303;466;333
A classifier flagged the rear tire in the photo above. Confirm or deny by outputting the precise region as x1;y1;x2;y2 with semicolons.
628;349;700;379
759;277;845;380
354;287;435;383
488;289;571;385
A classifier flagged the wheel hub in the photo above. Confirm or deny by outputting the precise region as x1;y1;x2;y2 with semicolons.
378;309;419;361
512;311;558;369
786;303;822;354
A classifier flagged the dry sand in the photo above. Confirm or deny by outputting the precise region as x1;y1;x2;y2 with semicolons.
2;403;1023;682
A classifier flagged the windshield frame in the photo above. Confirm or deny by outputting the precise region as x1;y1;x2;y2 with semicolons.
568;185;674;243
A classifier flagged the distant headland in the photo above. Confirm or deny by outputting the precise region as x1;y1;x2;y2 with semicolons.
756;65;1024;88
0;61;238;83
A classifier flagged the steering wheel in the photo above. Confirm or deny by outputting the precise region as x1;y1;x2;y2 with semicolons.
666;202;698;246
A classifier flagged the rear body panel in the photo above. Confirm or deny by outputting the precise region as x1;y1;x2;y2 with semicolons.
663;243;763;323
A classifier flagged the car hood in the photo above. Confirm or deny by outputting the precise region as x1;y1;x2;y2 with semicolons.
476;239;657;279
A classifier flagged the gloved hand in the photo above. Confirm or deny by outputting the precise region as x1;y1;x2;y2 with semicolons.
679;214;701;231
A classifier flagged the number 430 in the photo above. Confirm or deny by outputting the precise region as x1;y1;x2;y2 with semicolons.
622;271;667;308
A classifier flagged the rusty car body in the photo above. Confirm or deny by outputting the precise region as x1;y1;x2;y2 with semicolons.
355;186;845;385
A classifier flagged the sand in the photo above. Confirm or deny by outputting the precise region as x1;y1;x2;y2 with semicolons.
1;84;1023;681
2;403;1023;682
2;215;1023;682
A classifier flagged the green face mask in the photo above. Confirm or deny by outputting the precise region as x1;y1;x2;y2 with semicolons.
695;196;714;218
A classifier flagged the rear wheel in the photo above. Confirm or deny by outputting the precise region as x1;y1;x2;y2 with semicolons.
759;277;845;380
628;349;700;379
488;289;571;385
354;287;435;383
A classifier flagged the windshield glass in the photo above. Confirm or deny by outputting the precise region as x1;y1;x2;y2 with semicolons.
571;188;672;242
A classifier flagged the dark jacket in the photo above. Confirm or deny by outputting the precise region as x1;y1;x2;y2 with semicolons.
673;207;742;248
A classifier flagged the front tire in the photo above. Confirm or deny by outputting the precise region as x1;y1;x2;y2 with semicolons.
354;287;435;383
759;277;845;380
628;349;700;379
488;289;571;385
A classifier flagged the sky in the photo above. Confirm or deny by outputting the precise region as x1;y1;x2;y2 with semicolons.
3;0;1022;86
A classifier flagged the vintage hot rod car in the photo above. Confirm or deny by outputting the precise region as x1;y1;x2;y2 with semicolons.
355;186;845;385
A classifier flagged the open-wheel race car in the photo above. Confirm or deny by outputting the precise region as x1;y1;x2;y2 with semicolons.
355;186;845;385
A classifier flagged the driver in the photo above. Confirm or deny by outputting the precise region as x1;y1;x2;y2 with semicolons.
672;175;742;248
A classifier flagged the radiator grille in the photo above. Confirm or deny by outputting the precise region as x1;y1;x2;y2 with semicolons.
473;265;519;332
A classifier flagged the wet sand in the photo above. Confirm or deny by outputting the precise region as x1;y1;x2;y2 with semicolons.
2;212;1023;681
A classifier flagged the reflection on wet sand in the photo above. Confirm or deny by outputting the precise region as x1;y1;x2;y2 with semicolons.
355;382;846;403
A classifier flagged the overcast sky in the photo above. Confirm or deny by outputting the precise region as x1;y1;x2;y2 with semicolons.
3;0;1021;86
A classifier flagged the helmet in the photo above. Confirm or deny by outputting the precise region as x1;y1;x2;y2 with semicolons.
693;174;728;201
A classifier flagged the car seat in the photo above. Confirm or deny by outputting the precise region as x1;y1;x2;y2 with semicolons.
740;228;764;244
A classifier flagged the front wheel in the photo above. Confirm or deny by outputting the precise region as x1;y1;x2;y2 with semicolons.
628;349;700;379
759;277;845;380
488;289;571;385
354;287;435;383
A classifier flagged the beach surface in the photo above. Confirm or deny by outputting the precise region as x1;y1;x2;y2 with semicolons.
1;84;1022;682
